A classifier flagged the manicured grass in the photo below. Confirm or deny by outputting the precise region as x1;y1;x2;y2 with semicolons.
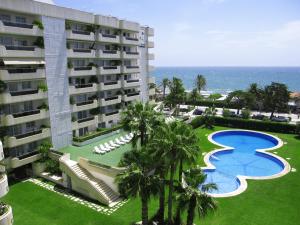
3;126;300;225
59;131;131;167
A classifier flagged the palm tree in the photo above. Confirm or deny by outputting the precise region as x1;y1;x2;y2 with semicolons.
183;167;217;225
189;88;201;106
121;101;162;147
165;77;186;116
248;83;264;113
117;148;159;225
195;74;206;95
162;78;170;99
151;121;199;224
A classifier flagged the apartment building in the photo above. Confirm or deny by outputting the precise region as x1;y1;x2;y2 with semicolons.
0;0;155;171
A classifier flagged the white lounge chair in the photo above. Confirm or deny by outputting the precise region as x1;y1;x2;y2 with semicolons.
93;146;100;153
115;138;126;145
100;144;109;152
120;136;130;143
129;133;134;138
125;134;132;141
109;140;119;148
105;142;115;151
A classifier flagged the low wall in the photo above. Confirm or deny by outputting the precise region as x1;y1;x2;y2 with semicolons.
0;206;13;225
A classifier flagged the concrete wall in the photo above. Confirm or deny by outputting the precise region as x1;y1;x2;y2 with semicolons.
42;16;73;149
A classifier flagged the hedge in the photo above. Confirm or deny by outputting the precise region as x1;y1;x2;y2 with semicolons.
73;124;123;142
190;116;297;134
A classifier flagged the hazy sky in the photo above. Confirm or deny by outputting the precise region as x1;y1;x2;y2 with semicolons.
54;0;300;67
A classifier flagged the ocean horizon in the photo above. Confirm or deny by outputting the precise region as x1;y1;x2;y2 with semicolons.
151;66;300;94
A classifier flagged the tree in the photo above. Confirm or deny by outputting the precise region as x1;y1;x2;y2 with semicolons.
264;82;290;119
165;77;186;116
226;90;254;114
195;74;206;95
189;88;201;106
162;78;170;99
203;107;217;129
296;122;300;137
38;141;52;162
121;102;162;147
183;167;217;225
150;121;199;224
248;83;265;112
117;148;159;225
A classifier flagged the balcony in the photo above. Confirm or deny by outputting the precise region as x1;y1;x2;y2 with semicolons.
0;174;9;198
0;90;47;104
0;45;44;57
99;111;120;122
68;66;97;77
0;20;43;36
72;116;98;130
10;151;41;169
121;51;139;59
0;68;45;81
95;15;119;29
122;79;140;88
98;50;121;59
149;88;155;96
122;65;140;74
99;66;121;75
147;27;154;36
67;49;96;58
121;36;139;45
72;99;98;112
119;20;139;32
97;33;120;44
99;95;121;106
66;30;95;41
148;53;155;60
4;128;51;148
69;83;98;95
148;41;154;48
99;80;121;91
1;109;49;126
122;92;140;102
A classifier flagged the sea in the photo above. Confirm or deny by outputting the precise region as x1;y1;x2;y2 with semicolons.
151;67;300;94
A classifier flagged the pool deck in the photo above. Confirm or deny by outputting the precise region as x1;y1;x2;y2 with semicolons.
59;131;132;167
202;129;291;198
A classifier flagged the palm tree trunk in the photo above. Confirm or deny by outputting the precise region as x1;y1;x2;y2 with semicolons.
141;194;148;225
270;110;275;119
178;159;183;183
168;163;176;225
163;87;166;99
186;196;196;225
158;173;165;224
174;205;181;225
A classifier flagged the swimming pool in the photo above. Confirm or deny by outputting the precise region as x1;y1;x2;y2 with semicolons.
202;130;290;197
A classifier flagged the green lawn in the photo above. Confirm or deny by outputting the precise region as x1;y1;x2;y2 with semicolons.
2;126;300;225
59;131;131;167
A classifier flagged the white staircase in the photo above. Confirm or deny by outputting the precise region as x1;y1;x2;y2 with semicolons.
60;156;120;206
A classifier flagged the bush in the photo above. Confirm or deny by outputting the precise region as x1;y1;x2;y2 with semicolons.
38;141;52;162
190;116;204;129
37;102;49;111
222;109;232;118
45;159;60;174
0;80;7;93
73;125;123;142
0;202;7;216
296;122;300;137
190;116;297;134
38;82;48;92
67;61;73;69
34;37;44;48
32;20;44;29
241;109;251;119
69;96;75;105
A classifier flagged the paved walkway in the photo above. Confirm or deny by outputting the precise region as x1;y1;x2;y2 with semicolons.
26;178;129;215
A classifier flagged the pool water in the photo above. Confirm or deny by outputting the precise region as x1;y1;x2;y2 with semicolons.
203;131;284;195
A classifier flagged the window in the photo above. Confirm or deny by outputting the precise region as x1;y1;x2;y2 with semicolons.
25;121;35;132
22;81;31;90
15;16;26;24
0;36;13;46
24;101;33;111
8;83;18;92
106;75;111;81
0;14;11;22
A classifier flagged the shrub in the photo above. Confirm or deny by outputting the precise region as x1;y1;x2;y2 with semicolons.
73;125;123;142
38;82;48;92
0;202;7;216
34;37;44;48
33;20;44;29
296;122;300;137
0;80;7;93
45;159;60;174
89;76;98;84
241;109;251;119
65;21;71;30
190;116;297;134
222;109;232;118
71;116;77;122
69;96;75;105
38;141;52;162
37;102;49;111
67;61;73;69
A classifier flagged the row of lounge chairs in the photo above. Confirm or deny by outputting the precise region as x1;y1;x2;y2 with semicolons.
93;133;134;155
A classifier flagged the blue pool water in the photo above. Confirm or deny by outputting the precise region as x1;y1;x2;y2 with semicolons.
203;131;284;195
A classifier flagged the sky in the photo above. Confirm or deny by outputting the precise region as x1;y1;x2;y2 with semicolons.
52;0;300;67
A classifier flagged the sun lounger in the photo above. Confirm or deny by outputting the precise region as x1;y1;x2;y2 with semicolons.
120;136;130;143
94;146;99;153
115;138;125;145
100;144;109;152
109;140;119;148
105;142;115;151
125;134;132;141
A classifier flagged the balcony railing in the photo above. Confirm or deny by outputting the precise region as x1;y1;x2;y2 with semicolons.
5;45;35;51
127;92;140;97
125;37;139;41
7;68;37;74
76;100;94;106
125;51;139;55
78;116;95;123
74;66;93;71
105;96;119;101
17;150;39;160
2;20;33;29
12;109;40;118
75;83;93;89
103;50;117;54
103;66;118;70
14;129;43;139
102;34;117;38
72;30;91;35
105;111;119;116
73;49;92;53
126;66;139;69
104;81;118;85
10;89;38;96
127;79;139;83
